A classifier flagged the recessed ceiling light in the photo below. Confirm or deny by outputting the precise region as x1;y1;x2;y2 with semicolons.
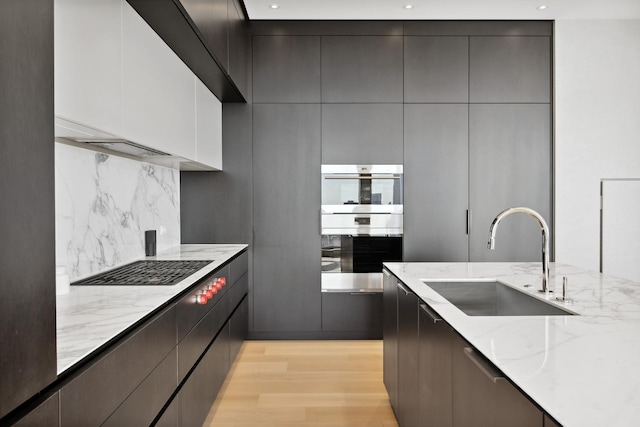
404;4;414;9
269;4;280;9
537;5;548;10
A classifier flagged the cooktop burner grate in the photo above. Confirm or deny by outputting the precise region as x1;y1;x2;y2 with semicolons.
71;260;213;286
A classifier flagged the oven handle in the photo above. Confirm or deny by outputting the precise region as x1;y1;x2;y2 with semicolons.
324;175;401;180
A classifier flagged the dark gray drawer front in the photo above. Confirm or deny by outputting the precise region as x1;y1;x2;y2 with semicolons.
229;271;248;310
321;292;383;334
60;305;176;427
178;323;230;427
229;296;248;363
154;396;177;427
176;265;229;341
228;251;248;286
178;293;230;382
102;348;177;427
14;392;59;427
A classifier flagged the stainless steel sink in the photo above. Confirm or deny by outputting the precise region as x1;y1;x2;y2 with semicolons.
422;280;575;316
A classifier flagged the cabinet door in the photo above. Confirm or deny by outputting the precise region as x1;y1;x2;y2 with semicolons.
469;104;551;262
419;304;453;427
0;0;56;418
102;349;177;427
229;295;248;363
228;251;249;286
54;0;122;135
229;271;248;310
252;36;321;103
322;36;403;103
404;36;469;103
181;0;228;72
14;393;59;427
321;292;383;337
60;306;176;426
452;334;542;427
122;2;196;159
252;104;321;333
404;104;469;262
178;323;230;427
382;269;399;414
470;36;551;103
178;293;229;382
321;104;403;164
195;77;223;169
397;282;420;427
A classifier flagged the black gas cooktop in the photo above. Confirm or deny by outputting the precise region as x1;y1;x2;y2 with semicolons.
71;260;213;286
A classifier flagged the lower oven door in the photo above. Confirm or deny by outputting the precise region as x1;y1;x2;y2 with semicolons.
321;235;402;292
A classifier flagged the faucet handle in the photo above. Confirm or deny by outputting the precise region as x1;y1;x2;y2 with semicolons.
556;276;574;303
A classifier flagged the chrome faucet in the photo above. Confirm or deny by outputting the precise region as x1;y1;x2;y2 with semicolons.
487;207;551;293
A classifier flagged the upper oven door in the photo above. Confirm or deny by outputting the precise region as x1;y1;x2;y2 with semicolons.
321;164;403;213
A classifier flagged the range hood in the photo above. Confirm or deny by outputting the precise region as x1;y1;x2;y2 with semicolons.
77;139;170;157
55;116;171;157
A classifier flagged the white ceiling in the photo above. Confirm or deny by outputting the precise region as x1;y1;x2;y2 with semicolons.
243;0;640;21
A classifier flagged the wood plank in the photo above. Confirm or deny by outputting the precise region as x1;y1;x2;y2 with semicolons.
203;341;398;426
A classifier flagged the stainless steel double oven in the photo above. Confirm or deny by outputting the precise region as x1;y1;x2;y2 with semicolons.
321;165;403;292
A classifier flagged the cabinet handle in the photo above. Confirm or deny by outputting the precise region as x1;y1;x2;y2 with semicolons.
397;282;411;295
463;347;505;383
382;269;391;278
466;209;472;235
420;304;443;323
349;292;378;296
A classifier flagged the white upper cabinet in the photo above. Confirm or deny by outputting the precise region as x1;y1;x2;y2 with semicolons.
55;0;222;170
121;2;196;160
55;0;123;136
195;78;222;170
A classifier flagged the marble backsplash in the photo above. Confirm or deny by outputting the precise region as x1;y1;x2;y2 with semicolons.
55;142;180;281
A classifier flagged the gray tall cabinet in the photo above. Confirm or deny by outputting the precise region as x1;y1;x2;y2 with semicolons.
252;104;322;333
0;0;57;420
403;23;552;262
251;35;323;334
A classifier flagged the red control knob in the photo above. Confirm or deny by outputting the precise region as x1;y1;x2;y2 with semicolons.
219;277;227;287
195;292;208;305
205;288;214;299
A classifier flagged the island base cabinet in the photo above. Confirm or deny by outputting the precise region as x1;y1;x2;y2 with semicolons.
418;304;453;427
397;283;420;427
452;333;542;427
382;269;399;415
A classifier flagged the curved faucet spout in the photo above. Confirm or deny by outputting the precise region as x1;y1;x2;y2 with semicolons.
487;207;551;293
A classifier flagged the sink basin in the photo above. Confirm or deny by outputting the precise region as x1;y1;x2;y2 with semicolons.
422;280;574;316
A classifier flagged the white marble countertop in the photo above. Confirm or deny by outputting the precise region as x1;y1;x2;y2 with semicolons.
56;244;248;374
383;261;640;427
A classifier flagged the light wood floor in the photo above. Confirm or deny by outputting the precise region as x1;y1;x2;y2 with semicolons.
203;340;399;427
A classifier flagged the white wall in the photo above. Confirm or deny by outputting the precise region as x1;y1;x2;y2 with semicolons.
555;20;640;272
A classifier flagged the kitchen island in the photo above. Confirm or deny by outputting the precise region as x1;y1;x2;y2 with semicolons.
383;261;640;426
